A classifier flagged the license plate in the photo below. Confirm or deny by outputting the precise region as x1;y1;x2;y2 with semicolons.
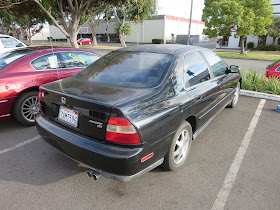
58;106;78;127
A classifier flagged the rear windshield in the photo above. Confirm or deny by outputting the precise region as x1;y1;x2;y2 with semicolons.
268;59;280;69
0;49;32;71
75;51;173;88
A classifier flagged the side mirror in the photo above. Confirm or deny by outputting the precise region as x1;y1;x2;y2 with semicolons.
229;65;240;73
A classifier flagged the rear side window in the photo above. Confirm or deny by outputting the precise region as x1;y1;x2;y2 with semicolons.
0;37;24;48
60;51;99;68
184;51;210;87
201;50;227;77
75;51;173;88
31;53;65;70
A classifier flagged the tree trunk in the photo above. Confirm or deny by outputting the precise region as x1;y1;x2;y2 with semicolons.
92;31;97;46
273;37;277;45
27;28;32;44
68;33;79;48
119;32;126;47
240;36;245;54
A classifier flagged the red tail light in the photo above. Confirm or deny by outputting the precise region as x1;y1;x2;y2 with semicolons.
106;117;141;144
38;88;47;113
38;88;46;102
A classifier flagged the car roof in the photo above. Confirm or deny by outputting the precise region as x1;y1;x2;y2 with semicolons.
4;46;96;54
117;44;206;55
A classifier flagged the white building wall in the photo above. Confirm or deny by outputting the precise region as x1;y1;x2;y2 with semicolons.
49;25;67;39
31;27;50;40
164;18;205;42
125;19;165;43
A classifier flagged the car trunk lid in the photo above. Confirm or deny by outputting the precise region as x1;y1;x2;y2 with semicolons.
41;77;149;141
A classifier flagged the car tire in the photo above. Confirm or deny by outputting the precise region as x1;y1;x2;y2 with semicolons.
12;91;40;126
162;121;192;171
227;81;240;108
89;42;92;45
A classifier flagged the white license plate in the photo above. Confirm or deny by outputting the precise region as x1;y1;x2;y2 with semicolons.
58;106;78;127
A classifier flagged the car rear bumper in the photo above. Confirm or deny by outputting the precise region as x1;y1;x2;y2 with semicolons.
35;114;163;181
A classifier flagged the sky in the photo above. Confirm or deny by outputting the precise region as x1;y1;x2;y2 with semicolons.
157;0;205;21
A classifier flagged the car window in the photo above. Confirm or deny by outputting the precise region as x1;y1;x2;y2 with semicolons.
268;59;280;69
0;49;33;71
201;50;227;77
275;66;280;72
184;51;211;87
60;51;99;68
31;53;65;70
0;37;24;48
75;51;173;88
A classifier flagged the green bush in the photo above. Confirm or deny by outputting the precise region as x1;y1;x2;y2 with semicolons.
247;42;254;49
253;44;280;51
152;39;164;44
240;70;280;95
47;37;53;40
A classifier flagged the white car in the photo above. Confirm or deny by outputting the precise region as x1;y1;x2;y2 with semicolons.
0;34;27;54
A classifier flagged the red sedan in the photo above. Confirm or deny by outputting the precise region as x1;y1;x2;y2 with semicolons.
266;59;280;78
77;38;92;45
0;46;100;125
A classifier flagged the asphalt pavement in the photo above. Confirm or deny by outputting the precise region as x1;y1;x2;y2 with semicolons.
0;96;279;209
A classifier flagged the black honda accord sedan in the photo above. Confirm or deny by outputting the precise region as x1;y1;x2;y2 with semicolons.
36;44;241;181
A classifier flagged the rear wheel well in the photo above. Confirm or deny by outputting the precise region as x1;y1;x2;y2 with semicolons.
11;87;39;117
185;116;196;136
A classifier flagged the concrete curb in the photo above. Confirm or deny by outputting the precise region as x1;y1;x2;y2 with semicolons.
220;56;274;62
240;90;280;101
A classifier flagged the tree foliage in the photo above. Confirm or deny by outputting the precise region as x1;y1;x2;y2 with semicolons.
7;0;49;43
202;0;273;54
113;0;156;47
32;0;125;48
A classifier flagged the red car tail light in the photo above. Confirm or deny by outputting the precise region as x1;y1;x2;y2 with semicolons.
106;117;141;144
38;88;47;113
38;88;45;102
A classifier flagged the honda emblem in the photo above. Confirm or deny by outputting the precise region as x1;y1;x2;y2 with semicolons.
61;97;66;104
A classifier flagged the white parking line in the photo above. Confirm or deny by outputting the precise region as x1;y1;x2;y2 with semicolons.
212;99;266;210
0;135;41;155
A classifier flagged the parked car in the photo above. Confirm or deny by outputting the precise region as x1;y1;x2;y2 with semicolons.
266;59;280;78
36;45;241;181
0;46;100;125
0;34;27;54
77;38;92;45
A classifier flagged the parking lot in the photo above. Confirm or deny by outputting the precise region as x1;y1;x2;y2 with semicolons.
0;96;279;209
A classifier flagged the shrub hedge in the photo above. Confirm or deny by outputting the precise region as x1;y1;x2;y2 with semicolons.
253;44;280;51
152;39;164;44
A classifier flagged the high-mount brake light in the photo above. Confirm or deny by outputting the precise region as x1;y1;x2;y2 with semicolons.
106;117;141;144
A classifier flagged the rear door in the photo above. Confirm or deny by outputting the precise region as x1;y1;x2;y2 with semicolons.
183;51;222;127
60;51;99;76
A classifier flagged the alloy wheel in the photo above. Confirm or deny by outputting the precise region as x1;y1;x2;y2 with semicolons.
173;129;190;165
21;96;40;123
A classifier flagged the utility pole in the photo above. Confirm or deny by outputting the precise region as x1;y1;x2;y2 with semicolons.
187;0;193;45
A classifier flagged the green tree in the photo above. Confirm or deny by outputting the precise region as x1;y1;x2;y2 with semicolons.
113;0;156;47
88;9;105;46
31;0;123;48
7;0;48;44
202;0;273;54
267;15;280;45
